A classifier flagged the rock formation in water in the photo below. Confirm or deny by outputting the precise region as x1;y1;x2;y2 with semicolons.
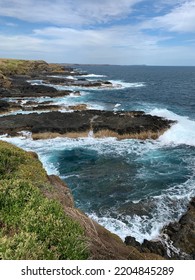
0;110;174;139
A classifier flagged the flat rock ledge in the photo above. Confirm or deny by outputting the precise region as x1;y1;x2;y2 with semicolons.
0;110;174;140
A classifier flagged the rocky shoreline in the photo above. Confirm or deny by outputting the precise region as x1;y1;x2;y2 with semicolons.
0;58;195;259
0;110;173;140
0;59;174;140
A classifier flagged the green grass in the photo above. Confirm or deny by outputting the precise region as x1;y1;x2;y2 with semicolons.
0;58;65;76
0;59;30;75
0;141;88;260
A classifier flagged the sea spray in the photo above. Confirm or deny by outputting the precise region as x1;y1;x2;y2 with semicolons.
149;108;195;146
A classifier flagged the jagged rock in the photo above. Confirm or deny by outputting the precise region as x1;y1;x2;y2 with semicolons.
162;197;195;258
125;236;141;247
0;81;71;98
125;197;195;260
0;72;12;88
43;77;75;85
0;110;174;139
42;78;117;89
0;100;10;112
23;104;62;111
125;236;169;257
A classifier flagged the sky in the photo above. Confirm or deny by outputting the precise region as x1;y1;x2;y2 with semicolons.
0;0;195;65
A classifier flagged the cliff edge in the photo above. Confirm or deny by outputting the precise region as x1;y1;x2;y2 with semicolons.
0;140;163;260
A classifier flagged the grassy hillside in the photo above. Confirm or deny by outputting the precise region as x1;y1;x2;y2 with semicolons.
0;58;65;76
0;141;88;260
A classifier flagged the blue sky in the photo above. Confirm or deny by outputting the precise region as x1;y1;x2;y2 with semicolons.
0;0;195;65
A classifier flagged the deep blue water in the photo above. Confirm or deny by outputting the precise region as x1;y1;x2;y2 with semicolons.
3;65;195;242
79;65;195;118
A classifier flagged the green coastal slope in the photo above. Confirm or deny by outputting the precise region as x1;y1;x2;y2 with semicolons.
0;141;164;260
0;141;88;260
0;58;64;76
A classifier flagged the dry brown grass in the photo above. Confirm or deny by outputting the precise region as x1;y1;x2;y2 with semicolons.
0;58;14;64
32;128;168;140
94;129;167;140
32;131;90;140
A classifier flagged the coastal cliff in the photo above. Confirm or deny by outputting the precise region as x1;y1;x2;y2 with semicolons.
0;140;195;260
0;58;195;260
0;140;163;260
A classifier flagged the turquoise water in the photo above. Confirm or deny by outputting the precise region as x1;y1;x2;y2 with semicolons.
2;65;195;242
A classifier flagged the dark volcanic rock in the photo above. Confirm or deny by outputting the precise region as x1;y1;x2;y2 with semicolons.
43;77;75;85
0;100;10;112
91;111;173;136
42;78;117;89
125;236;141;248
162;197;195;258
0;100;22;113
0;110;174;138
0;80;71;98
0;72;12;88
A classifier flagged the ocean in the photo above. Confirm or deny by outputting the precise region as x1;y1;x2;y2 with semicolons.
2;65;195;243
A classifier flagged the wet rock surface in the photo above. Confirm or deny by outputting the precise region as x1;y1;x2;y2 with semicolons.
0;110;173;138
0;80;72;98
162;198;195;258
42;77;116;89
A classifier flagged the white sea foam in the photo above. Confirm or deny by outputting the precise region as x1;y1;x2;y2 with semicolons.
109;80;146;89
149;108;195;146
89;211;170;243
79;74;107;78
0;109;52;117
66;75;77;80
87;103;105;110
113;103;122;111
89;172;195;243
47;75;77;80
28;80;43;85
29;77;145;91
89;213;132;240
54;84;122;91
45;79;145;91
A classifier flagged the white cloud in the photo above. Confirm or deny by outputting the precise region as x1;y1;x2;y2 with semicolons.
0;0;142;25
1;28;195;65
33;25;169;51
1;0;195;65
0;34;43;51
0;24;176;64
143;0;195;33
5;22;18;27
